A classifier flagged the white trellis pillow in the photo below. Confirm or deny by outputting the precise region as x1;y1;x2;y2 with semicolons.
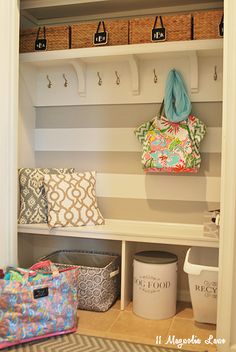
44;171;105;229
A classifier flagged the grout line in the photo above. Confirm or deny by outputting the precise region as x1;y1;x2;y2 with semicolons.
165;316;176;342
106;310;122;332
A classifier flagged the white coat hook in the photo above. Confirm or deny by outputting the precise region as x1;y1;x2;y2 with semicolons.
153;69;158;84
46;75;52;88
97;72;102;86
63;73;68;87
115;71;120;85
214;66;218;81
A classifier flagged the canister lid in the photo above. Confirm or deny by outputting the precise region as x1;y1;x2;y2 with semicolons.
134;251;178;264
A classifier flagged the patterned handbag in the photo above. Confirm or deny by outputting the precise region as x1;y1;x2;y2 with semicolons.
142;115;206;173
0;261;79;349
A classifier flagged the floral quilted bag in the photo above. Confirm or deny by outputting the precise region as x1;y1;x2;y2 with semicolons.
0;261;79;349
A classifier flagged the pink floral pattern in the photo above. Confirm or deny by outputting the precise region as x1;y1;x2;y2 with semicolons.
0;263;79;349
142;115;206;173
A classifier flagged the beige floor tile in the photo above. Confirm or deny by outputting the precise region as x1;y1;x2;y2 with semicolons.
77;309;120;332
165;317;217;352
175;301;193;320
77;328;157;346
110;299;121;310
108;310;172;344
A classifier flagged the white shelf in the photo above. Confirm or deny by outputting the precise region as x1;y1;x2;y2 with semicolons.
18;219;219;248
20;39;223;64
19;39;223;105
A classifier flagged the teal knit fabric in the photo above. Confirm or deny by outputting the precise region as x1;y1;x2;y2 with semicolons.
164;69;192;122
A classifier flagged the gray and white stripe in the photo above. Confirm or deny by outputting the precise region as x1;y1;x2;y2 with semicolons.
35;102;221;224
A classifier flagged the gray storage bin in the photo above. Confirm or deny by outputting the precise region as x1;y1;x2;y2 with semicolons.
40;250;120;312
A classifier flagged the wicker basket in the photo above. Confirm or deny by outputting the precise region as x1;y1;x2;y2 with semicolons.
129;14;192;44
193;9;223;39
71;19;129;48
20;25;71;53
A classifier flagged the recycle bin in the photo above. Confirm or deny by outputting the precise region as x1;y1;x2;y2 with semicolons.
133;251;178;320
184;247;218;324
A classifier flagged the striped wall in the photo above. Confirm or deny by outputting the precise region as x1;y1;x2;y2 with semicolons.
35;102;221;224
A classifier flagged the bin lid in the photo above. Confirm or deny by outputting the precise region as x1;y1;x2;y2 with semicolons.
134;251;178;264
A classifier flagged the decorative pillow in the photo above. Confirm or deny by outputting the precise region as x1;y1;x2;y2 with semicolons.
43;171;105;229
18;168;75;224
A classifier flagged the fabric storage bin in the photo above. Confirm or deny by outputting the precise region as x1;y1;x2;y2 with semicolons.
192;9;223;39
129;14;192;44
71;19;129;48
20;25;71;53
40;250;120;312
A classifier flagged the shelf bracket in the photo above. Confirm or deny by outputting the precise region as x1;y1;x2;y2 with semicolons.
127;55;139;95
69;59;86;97
188;51;198;94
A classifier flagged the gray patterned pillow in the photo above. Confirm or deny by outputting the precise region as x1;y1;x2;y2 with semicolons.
18;168;74;224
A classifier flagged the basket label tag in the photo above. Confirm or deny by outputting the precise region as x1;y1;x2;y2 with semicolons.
35;39;47;51
33;287;49;299
152;27;166;42
35;27;47;51
94;31;108;45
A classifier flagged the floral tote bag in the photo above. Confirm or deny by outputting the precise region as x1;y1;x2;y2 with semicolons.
141;115;206;173
0;261;79;349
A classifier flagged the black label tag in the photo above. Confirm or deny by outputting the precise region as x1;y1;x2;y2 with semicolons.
219;22;223;37
152;28;166;42
93;31;108;45
35;39;47;51
33;287;48;299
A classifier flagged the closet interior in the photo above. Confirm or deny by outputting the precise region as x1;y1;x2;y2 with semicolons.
18;0;224;350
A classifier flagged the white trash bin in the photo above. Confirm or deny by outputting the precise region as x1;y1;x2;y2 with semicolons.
133;251;178;320
184;247;218;324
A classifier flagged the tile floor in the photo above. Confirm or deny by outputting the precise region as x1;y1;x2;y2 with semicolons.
77;300;217;351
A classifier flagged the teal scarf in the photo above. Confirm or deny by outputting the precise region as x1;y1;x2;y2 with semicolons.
164;69;191;122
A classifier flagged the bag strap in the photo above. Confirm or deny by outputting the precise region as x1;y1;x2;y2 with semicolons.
220;15;224;27
158;99;165;118
36;26;46;40
191;15;194;40
96;20;106;33
30;260;59;278
153;16;164;29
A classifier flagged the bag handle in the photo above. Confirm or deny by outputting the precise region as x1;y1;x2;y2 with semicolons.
36;26;46;40
220;15;224;27
29;260;59;278
153;16;164;29
96;20;106;33
158;99;165;118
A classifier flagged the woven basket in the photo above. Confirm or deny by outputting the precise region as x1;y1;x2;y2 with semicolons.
129;14;192;44
71;19;129;48
193;9;223;40
20;25;71;53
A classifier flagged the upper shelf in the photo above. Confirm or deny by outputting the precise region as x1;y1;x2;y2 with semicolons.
20;39;223;64
18;219;219;248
